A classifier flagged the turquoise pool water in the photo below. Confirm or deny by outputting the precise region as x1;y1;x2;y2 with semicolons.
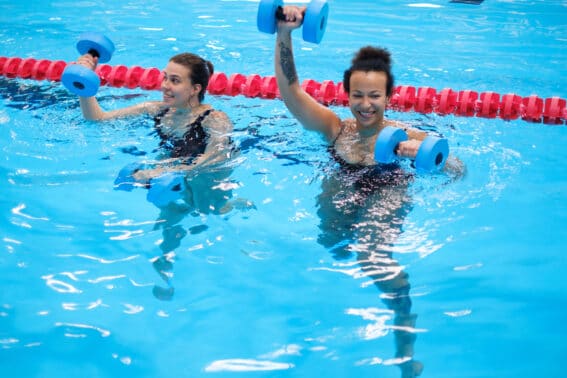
1;1;566;377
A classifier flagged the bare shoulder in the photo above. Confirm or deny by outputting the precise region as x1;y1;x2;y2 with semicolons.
205;109;233;133
141;101;167;115
384;119;407;129
384;119;427;140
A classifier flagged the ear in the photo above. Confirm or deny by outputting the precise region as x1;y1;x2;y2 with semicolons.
192;83;203;95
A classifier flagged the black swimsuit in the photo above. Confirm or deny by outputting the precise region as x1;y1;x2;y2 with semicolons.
154;108;213;161
328;124;413;190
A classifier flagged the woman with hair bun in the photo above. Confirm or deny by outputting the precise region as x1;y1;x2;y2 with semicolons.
275;8;439;165
272;6;467;378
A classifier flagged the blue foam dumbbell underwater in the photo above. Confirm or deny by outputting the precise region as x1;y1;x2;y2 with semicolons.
113;162;149;191
146;172;187;208
257;0;329;44
61;32;115;97
374;126;449;172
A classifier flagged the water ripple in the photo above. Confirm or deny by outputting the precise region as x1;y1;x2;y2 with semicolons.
204;359;295;372
54;322;111;338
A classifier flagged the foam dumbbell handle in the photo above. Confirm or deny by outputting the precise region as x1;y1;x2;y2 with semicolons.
302;0;329;44
114;162;149;191
275;5;286;21
257;0;284;35
414;136;449;172
374;126;409;164
257;0;328;44
146;172;187;208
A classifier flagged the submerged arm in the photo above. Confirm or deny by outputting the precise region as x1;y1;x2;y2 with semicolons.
133;111;235;181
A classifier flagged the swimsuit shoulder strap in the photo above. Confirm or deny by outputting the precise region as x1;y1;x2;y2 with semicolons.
330;122;348;147
189;108;214;128
154;107;170;125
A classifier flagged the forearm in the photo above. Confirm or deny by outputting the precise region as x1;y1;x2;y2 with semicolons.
275;31;300;98
79;96;107;120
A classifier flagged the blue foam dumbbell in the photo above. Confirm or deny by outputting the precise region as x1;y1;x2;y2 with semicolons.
146;172;187;208
374;126;449;172
374;126;409;164
415;135;449;172
257;0;329;44
113;162;149;191
61;32;115;97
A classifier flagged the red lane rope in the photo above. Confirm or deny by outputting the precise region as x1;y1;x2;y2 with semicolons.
1;56;565;125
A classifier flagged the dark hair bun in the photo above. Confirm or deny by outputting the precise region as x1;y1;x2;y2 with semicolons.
352;46;391;67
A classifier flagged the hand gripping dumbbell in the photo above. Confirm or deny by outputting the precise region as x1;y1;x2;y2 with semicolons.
374;126;449;172
114;163;187;207
257;0;329;44
61;32;115;97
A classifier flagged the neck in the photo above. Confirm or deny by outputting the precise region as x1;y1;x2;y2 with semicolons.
173;102;203;115
356;119;384;140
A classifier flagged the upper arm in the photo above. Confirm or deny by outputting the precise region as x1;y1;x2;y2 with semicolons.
282;84;342;141
405;127;428;141
274;32;341;142
202;111;234;157
385;120;428;141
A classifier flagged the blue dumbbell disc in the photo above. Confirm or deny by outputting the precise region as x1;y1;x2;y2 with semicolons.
76;32;115;63
374;126;408;164
415;136;449;172
61;64;100;97
147;172;186;208
113;162;149;191
257;0;284;35
303;0;329;44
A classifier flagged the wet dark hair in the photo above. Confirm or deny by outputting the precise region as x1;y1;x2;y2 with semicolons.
169;52;214;102
342;46;394;97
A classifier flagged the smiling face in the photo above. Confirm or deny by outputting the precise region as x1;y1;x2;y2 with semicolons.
161;61;202;109
348;70;389;131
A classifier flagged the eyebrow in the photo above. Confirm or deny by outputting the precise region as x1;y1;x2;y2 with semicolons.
163;71;182;79
352;90;383;94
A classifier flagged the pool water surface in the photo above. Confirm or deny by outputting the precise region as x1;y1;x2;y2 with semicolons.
1;1;566;377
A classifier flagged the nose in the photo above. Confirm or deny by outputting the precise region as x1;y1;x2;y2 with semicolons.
161;77;169;91
360;95;372;109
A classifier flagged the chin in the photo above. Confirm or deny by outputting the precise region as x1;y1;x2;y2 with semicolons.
358;117;378;128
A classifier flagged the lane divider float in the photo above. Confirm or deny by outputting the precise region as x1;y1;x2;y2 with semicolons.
1;56;565;125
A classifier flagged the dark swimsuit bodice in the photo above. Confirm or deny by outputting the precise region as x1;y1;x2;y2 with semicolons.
154;108;213;161
328;124;413;190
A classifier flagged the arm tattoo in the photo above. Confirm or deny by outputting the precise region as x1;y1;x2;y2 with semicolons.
279;41;298;86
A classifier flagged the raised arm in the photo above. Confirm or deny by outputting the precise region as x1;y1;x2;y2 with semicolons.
274;6;341;142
